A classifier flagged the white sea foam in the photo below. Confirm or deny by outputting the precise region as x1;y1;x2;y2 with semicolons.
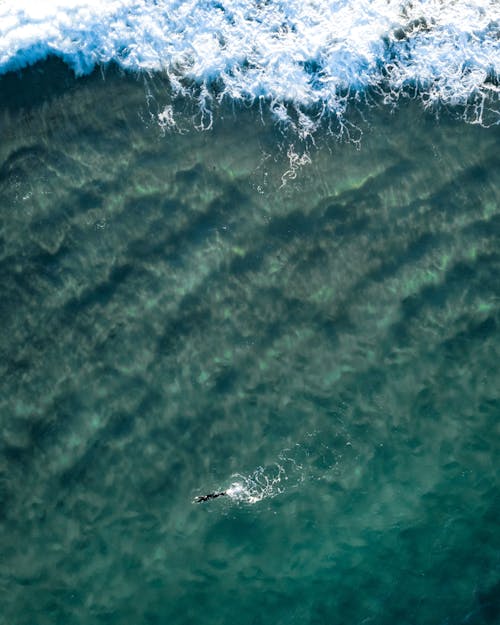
225;462;294;504
0;0;498;128
194;459;300;506
196;432;336;505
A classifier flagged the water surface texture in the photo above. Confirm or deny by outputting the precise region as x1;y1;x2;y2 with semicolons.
0;40;500;625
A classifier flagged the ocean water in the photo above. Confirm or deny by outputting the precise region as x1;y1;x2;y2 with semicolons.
1;1;500;625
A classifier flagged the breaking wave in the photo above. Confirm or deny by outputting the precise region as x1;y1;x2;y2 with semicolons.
1;0;498;131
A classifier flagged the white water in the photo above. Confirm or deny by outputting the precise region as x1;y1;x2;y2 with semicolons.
0;0;498;128
225;468;289;504
196;433;338;505
194;460;302;506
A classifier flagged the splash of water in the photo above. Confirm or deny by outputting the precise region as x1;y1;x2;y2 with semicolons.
196;431;337;505
226;463;290;504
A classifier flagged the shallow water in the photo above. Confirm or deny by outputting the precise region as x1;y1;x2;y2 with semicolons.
0;63;499;625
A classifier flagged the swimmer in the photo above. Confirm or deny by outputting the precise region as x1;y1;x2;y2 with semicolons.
194;491;227;503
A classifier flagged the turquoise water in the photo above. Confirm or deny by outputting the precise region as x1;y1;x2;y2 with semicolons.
0;62;499;625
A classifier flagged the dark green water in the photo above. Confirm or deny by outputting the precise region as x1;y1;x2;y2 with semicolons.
0;62;499;625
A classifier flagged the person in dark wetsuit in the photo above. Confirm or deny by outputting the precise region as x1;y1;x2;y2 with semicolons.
194;491;227;503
